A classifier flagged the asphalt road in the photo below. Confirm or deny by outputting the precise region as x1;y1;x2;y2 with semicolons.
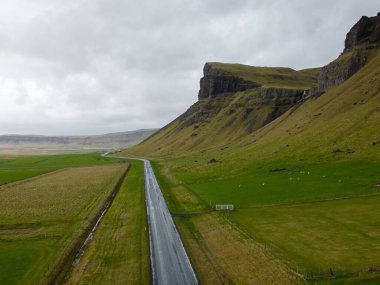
143;159;198;285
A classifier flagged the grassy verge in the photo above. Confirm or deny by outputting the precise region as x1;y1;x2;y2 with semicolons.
0;164;128;285
66;160;150;285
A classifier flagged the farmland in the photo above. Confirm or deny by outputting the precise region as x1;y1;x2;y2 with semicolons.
0;153;123;186
0;162;128;284
149;157;380;284
67;160;150;285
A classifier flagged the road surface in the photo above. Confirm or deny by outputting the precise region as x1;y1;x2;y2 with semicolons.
143;159;198;285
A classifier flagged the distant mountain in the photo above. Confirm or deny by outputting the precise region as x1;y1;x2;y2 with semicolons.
0;129;158;151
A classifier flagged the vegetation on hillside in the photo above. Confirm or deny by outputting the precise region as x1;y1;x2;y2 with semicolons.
207;62;320;89
122;47;380;284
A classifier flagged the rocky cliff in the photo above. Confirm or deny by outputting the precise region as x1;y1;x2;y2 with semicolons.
344;12;380;52
198;63;261;99
313;12;380;94
314;50;368;93
166;61;318;138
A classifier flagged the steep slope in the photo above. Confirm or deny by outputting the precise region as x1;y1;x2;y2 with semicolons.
131;65;319;155
127;47;380;163
127;13;380;159
234;46;380;163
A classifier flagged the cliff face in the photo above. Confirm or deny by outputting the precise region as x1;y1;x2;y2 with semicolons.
198;63;260;99
314;50;367;93
313;12;380;94
344;12;380;52
184;62;313;135
177;84;305;135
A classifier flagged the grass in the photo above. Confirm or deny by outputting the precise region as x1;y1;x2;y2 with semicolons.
152;160;301;284
229;195;380;281
0;153;123;186
66;160;150;285
0;163;128;285
207;62;319;89
149;157;380;284
184;160;380;207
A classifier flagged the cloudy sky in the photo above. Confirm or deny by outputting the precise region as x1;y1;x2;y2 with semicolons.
0;0;378;135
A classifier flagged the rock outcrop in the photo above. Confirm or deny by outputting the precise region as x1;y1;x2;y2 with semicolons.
313;12;380;94
258;88;304;100
313;50;367;93
344;12;380;52
198;63;261;99
178;86;305;133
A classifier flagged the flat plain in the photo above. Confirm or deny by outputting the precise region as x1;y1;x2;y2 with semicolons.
0;162;128;285
149;157;380;284
0;153;122;186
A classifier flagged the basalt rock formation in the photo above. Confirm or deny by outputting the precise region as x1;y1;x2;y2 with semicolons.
198;63;261;99
314;50;368;93
313;12;380;94
176;62;310;134
164;54;322;138
344;12;380;52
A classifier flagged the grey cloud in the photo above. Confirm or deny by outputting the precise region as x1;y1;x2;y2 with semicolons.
0;0;378;135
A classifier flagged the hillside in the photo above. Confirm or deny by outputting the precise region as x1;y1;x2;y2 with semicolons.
126;13;380;159
122;12;380;285
0;129;157;154
129;65;319;155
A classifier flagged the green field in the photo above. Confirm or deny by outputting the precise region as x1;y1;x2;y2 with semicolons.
230;196;380;283
183;160;380;207
67;160;150;285
0;153;123;186
0;163;128;285
149;157;380;284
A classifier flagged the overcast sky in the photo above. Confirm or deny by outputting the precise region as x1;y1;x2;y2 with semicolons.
0;0;378;135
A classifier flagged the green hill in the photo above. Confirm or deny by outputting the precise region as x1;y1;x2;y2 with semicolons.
128;62;321;156
122;12;380;285
128;47;379;160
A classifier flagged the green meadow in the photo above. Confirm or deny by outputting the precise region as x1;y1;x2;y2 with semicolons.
0;163;128;285
0;153;123;186
67;160;150;285
183;160;380;207
148;156;380;284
